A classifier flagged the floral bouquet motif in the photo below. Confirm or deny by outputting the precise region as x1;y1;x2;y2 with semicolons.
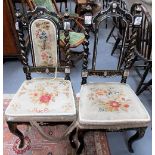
88;87;131;112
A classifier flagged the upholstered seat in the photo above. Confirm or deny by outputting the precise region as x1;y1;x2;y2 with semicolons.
5;78;76;122
79;82;150;129
60;32;85;48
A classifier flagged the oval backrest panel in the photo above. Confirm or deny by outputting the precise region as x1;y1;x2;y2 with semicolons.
30;18;57;67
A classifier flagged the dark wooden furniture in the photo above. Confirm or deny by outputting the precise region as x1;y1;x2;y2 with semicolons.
75;0;101;16
105;0;128;57
130;3;152;94
137;78;152;95
28;0;87;67
56;0;67;12
74;2;150;154
5;7;77;149
3;0;20;60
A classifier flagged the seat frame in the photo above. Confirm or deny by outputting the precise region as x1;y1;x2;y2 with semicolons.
5;7;86;149
73;2;150;154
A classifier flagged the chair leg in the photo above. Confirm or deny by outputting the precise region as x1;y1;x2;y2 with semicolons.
69;129;77;148
65;0;67;10
106;25;115;42
60;2;62;12
105;18;108;29
128;128;146;153
136;64;150;94
111;38;121;56
76;130;85;154
137;79;152;95
7;122;25;148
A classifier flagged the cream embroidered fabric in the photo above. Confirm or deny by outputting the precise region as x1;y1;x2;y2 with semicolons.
79;82;150;128
5;78;76;122
31;18;57;67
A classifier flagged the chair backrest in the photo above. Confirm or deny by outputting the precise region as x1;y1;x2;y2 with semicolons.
81;2;138;84
131;3;152;61
15;7;71;80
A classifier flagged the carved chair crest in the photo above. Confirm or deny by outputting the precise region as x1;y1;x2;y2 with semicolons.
81;2;138;84
15;7;71;80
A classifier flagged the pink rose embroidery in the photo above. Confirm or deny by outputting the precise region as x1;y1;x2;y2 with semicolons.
39;94;52;104
109;101;120;108
41;52;48;61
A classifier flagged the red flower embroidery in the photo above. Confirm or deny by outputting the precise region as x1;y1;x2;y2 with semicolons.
41;52;48;61
109;101;120;108
39;94;51;104
124;104;129;108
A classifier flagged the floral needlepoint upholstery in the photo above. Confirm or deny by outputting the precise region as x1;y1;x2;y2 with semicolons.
31;18;57;67
60;32;85;48
79;83;150;129
5;78;76;122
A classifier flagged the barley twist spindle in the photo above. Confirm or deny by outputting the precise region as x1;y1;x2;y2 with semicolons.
121;28;138;83
15;10;31;80
81;27;90;85
64;11;71;80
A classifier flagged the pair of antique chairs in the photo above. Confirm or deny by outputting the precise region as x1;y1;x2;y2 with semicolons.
5;1;150;154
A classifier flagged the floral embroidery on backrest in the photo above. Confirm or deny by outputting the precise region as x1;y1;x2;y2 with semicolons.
31;19;57;67
87;86;131;112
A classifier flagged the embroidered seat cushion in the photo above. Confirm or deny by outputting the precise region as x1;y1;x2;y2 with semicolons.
60;32;85;48
5;78;76;122
79;83;150;129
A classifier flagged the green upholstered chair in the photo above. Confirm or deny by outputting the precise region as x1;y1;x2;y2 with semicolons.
33;0;58;12
60;32;85;48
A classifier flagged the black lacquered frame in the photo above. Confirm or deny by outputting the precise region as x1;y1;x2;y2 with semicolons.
82;1;133;85
15;6;72;80
6;6;74;149
76;2;148;154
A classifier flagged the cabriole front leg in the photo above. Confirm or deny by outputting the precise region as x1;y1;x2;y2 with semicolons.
76;130;85;154
69;128;77;148
128;127;147;153
7;122;25;148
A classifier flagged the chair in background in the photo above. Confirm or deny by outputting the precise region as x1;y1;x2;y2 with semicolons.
130;3;152;94
5;7;77;148
55;0;68;12
26;0;67;12
75;2;150;154
105;0;129;57
75;0;102;16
